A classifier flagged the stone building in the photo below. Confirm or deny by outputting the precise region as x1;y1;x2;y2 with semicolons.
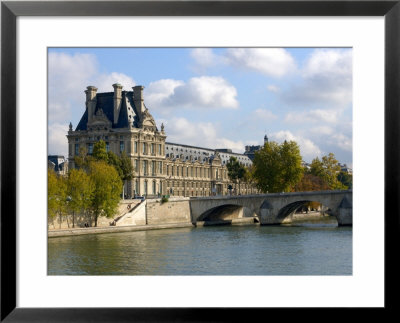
48;155;68;175
67;84;256;198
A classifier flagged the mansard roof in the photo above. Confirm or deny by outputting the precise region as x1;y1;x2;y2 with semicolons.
75;91;139;131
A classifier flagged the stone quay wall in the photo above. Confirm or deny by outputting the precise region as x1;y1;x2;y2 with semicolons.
145;197;192;225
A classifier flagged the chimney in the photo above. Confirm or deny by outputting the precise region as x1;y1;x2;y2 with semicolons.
85;86;97;123
133;85;145;118
113;83;123;124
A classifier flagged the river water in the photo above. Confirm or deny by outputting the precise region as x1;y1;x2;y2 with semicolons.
48;217;352;275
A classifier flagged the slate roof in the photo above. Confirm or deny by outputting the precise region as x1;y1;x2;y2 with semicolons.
75;91;139;131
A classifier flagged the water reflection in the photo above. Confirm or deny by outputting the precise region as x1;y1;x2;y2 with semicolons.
48;217;352;276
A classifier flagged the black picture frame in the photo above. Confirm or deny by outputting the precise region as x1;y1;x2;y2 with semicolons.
1;1;399;321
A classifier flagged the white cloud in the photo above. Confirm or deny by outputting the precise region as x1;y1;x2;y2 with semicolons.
48;52;135;125
163;117;245;153
190;48;220;68
48;123;69;156
267;85;279;93
224;48;297;77
145;76;239;113
282;49;352;108
284;109;341;124
253;108;278;121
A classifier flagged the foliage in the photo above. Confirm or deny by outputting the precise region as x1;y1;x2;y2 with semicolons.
47;169;67;227
74;145;92;169
253;140;303;193
337;171;352;189
309;153;347;190
161;196;169;204
294;173;330;192
92;140;109;163
88;160;123;226
66;168;94;227
226;156;246;194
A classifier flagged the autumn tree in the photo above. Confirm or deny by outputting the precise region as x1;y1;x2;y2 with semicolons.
88;160;123;227
294;173;330;192
310;153;347;190
226;156;246;194
253;140;303;193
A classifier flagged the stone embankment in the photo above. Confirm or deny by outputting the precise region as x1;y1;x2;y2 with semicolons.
48;222;194;238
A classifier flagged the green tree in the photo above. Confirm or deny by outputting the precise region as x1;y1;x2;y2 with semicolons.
88;160;123;227
337;171;352;189
92;140;109;163
66;168;94;228
253;140;303;193
226;156;246;194
74;145;92;170
310;153;347;190
48;169;59;220
47;169;67;228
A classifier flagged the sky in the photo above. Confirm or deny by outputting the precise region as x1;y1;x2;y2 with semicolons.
48;47;352;167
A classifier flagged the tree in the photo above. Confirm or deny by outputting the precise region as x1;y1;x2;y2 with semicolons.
92;140;109;163
47;169;67;228
226;156;246;194
294;173;330;192
74;145;92;170
337;171;352;189
310;153;347;190
66;168;94;228
48;169;59;220
88;160;123;227
252;140;303;193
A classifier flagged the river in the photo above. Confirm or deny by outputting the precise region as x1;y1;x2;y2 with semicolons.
48;216;352;275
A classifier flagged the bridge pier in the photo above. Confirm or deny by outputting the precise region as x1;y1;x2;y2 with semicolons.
259;200;281;225
336;197;353;226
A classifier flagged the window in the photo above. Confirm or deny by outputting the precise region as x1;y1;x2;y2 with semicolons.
152;161;156;175
74;144;79;155
151;143;155;155
152;181;156;195
166;165;169;176
105;142;109;152
172;166;174;176
88;143;93;155
135;180;139;195
142;143;146;154
134;141;138;153
143;160;148;175
135;160;139;172
158;144;161;155
120;141;124;153
144;181;148;195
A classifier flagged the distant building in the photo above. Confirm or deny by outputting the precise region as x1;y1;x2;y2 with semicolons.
67;84;257;198
244;134;268;161
340;164;353;175
48;155;68;175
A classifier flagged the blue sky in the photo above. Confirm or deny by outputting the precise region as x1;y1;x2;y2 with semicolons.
48;47;352;167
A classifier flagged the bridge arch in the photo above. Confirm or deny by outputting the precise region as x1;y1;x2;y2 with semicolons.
197;203;256;223
275;200;334;224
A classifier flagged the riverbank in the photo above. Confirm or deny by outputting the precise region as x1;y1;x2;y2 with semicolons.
48;222;194;238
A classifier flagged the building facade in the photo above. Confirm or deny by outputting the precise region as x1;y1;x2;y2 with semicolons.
67;84;256;198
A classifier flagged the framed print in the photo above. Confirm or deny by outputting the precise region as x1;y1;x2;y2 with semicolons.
1;0;399;321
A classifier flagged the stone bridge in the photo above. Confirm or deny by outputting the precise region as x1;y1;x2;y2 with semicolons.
189;190;352;226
